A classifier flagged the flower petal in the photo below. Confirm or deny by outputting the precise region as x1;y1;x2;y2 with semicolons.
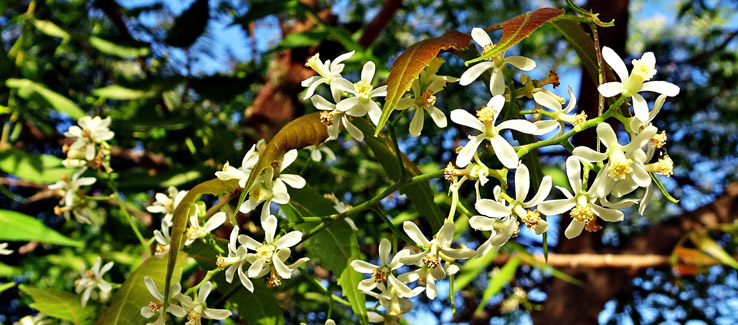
592;204;624;222
602;46;629;82
514;164;530;201
566;156;582;191
459;62;494;86
573;146;608;162
203;212;226;232
428;106;447;128
597;82;625;97
490;135;519;169
526;175;552;207
469;216;496;231
505;56;536;71
280;174;306;189
450;109;484;131
273;255;293;279
361;61;376;83
274;231;302;250
351;260;379;273
471;27;492;47
497;119;537;134
409;107;424;137
537;199;576;215
475;199;511;218
490;68;505;96
564;220;585;239
402;221;430;247
456;135;484;167
631;93;649;122
641;81;679;97
379;238;391;266
263;215;278;244
534;91;562;111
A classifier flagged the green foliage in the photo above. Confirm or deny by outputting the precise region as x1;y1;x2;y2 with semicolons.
0;209;82;247
19;285;96;324
0;148;73;184
476;256;520;313
5;78;85;119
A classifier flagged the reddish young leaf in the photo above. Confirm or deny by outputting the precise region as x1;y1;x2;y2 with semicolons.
374;30;471;136
465;8;564;65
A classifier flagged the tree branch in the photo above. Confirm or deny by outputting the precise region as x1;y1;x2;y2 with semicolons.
358;0;403;49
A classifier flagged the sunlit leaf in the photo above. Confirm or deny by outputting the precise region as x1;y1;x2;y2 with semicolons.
375;30;471;135
453;250;498;292
0;282;15;294
92;85;155;100
0;209;82;247
650;173;679;203
89;36;149;58
0;262;20;277
691;234;738;269
549;17;616;87
0;148;73;184
19;285;96;324
475;256;520;313
99;254;186;324
33;19;70;40
163;178;238;313
5;78;85;119
164;0;210;48
465;8;564;65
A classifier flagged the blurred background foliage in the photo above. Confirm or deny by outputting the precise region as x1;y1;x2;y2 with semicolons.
0;0;737;323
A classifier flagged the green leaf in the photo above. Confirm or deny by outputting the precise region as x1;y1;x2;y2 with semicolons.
116;169;204;190
98;254;186;324
164;178;239;314
549;17;615;88
289;186;368;323
33;19;70;40
355;119;444;231
453;250;498;292
89;36;149;58
692;234;738;269
279;27;330;49
375;30;471;135
475;256;520;313
92;85;155;100
0;148;74;184
0;209;82;247
0;281;15;293
164;0;210;48
0;261;20;277
5;78;85;119
650;173;679;203
19;285;96;324
465;8;564;66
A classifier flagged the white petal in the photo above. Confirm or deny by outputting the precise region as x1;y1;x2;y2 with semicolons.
514;164;530;201
198;281;213;302
490;68;505;96
537;199;575;216
564;220;585;239
459;62;494;86
428;106;447;128
597;82;625;97
248;259;265;278
505;56;536;71
455;135;484;167
497;119;537;134
471;27;492;47
273;255;292;279
490;135;519;169
361;61;376;83
573;146;607;162
274;231;302;249
596;123;619;149
351;260;379;273
203;212;226;232
343;117;364;141
280;174;306;188
450;109;484;131
526;175;552;207
402;221;430;246
631;93;649;122
469;216;496;231
263;215;278;244
379;238;391;266
592;204;624;222
632;163;651;187
602;46;629;82
332;78;354;93
533;91;562;111
358;278;378;292
475;199;511;217
533;120;559;135
204;308;232;320
409;108;424;137
641;81;679;97
566;156;582;191
368;100;382;125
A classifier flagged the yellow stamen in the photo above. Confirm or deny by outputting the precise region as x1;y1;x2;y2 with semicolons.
631;58;656;80
422;253;440;269
570;204;595;224
651;131;667;149
521;210;541;229
607;159;634;180
584;218;603;232
418;89;437;107
353;80;373;98
319;111;335;126
371;268;387;283
573;112;588;126
476;105;497;122
645;155;673;177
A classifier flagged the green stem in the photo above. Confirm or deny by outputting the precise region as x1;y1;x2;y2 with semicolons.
184;269;220;296
515;96;626;158
518;109;557;119
373;207;414;245
112;190;150;258
389;120;407;180
298;170;444;241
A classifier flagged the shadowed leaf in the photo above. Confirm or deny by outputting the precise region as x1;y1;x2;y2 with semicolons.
0;148;73;184
20;285;96;324
375;30;471;135
0;209;82;247
6;78;85;119
475;256;520;313
164;0;210;48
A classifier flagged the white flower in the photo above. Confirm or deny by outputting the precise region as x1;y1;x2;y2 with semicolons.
396;58;457;137
573;123;657;197
0;242;12;255
64;116;115;161
533;86;585;136
399;221;475;281
146;186;188;225
538;156;635;239
445;160;492;201
460;28;536;96
350;238;410;293
470;164;552;255
308;142;336;162
364;281;423;317
216;227;254;292
240;215;309;286
75;257;114;308
215;142;260;188
333;61;388;125
240;149;306;221
451;95;543;168
397;262;459;300
48;168;96;223
303;51;355;101
597;46;680;121
323;193;358;231
311;94;365;141
177;281;232;324
153;220;171;258
184;208;226;246
140;276;187;320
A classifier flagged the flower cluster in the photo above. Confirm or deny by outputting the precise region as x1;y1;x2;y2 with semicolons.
140;277;231;325
75;257;114;307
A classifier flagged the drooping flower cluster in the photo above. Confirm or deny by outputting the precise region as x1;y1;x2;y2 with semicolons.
140;278;231;325
75;257;114;308
62;116;114;171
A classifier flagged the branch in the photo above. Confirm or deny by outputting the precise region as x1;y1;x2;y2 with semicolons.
358;0;403;49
